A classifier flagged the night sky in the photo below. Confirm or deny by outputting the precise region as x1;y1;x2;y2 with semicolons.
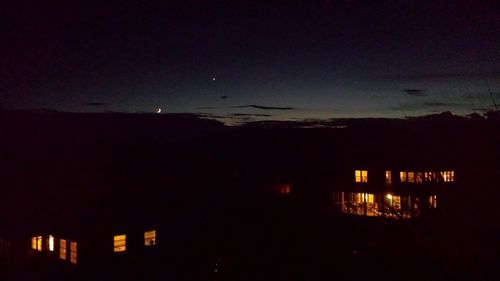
3;1;499;123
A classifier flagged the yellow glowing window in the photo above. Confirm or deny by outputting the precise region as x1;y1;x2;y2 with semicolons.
354;170;368;183
440;171;454;182
32;236;43;251
114;235;126;252
364;193;374;203
400;171;407;182
47;235;54;252
70;242;77;264
385;194;401;209
392;195;401;209
424;172;437;182
60;239;67;260
354;193;374;203
144;230;156;246
408;172;414;183
385;171;392;184
37;236;42;251
354;193;362;203
400;171;415;183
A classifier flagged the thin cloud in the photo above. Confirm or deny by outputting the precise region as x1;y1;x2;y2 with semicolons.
196;106;217;110
388;100;467;113
231;113;272;117
404;89;427;97
380;70;500;81
232;104;295;110
83;102;110;106
423;102;450;107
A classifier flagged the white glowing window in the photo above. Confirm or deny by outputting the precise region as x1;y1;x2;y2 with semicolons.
144;230;156;246
70;242;77;264
114;235;126;252
47;235;54;252
60;239;67;260
385;171;392;184
354;170;368;183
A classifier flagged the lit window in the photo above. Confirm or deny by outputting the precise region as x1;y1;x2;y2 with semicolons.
385;171;392;184
429;195;437;208
281;185;291;194
47;235;54;252
354;170;368;183
60;239;67;260
392;195;401;209
424;172;437;182
400;171;407;182
364;193;374;203
70;242;77;264
144;230;156;246
440;171;454;182
32;236;42;251
273;183;291;195
37;236;42;251
400;171;415;183
353;193;374;204
385;194;401;209
408;172;414;183
114;235;126;252
415;172;423;183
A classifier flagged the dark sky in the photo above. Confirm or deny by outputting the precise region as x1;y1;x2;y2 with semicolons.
2;0;499;123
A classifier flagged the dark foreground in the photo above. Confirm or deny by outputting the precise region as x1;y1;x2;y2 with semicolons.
1;111;499;280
